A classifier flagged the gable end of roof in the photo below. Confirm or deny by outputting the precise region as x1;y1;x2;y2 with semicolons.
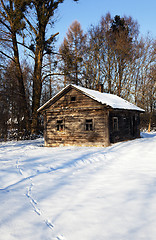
37;84;145;112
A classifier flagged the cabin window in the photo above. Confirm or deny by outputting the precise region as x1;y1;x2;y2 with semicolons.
85;119;93;131
113;117;118;131
135;114;138;121
123;117;127;126
56;120;64;131
71;96;76;102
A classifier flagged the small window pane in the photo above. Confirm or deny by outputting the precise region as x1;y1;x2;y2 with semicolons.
57;120;64;131
57;120;63;124
71;96;76;102
113;117;118;131
86;119;93;131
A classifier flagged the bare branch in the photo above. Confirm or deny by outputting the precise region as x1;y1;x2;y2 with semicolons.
42;72;65;82
24;16;37;36
0;19;11;32
0;0;12;23
0;8;8;20
46;32;59;44
0;0;7;14
0;50;15;62
0;37;36;55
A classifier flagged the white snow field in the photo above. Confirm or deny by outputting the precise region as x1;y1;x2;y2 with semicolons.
0;132;156;240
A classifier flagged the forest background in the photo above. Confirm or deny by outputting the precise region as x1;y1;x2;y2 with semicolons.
0;0;155;140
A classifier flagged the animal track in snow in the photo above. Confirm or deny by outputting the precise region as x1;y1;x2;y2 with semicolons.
26;180;54;230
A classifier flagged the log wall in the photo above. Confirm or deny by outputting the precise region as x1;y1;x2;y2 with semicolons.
109;110;140;143
42;87;141;147
44;88;110;147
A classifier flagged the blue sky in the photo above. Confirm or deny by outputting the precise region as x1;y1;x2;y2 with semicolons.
54;0;156;48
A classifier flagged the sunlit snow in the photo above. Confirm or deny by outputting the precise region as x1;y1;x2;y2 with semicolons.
0;132;156;240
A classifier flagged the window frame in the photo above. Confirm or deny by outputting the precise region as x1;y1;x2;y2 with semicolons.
70;96;76;102
113;117;118;131
56;119;64;131
85;119;93;131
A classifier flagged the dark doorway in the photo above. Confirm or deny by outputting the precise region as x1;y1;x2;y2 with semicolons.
130;116;135;137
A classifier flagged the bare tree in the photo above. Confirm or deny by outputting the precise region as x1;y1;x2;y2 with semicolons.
0;0;31;131
0;0;79;135
59;20;87;86
24;0;79;133
108;15;139;96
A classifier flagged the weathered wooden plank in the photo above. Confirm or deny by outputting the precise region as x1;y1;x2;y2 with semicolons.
43;86;141;147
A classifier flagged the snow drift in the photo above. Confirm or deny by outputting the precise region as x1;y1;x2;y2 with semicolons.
0;132;156;240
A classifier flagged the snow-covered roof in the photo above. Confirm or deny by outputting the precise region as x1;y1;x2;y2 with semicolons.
38;84;145;112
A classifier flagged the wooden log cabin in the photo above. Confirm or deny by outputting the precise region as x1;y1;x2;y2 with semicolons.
37;84;145;147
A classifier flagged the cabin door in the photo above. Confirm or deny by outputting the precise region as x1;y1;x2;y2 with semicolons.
130;116;135;137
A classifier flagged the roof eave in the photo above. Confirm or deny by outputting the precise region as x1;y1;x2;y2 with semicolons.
37;84;145;113
37;84;72;112
112;107;145;112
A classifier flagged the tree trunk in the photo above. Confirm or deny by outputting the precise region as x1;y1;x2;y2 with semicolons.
31;54;43;134
148;104;153;132
12;33;30;131
148;112;152;132
31;80;42;134
108;57;111;93
118;61;123;97
75;62;78;85
134;78;138;104
31;30;44;134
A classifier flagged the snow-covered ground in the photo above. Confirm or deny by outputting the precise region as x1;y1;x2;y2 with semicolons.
0;132;156;240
